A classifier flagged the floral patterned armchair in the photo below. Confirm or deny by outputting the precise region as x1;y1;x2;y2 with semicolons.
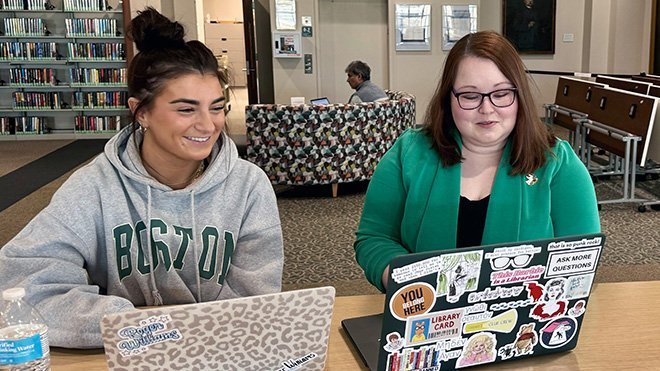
245;90;416;197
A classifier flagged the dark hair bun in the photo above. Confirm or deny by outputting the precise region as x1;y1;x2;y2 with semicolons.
129;7;186;52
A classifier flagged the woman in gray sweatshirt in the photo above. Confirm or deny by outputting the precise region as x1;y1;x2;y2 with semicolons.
0;8;283;348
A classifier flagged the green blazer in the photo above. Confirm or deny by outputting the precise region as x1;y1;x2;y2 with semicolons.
354;129;601;292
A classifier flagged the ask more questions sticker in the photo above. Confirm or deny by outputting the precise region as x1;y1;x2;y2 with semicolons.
544;247;601;279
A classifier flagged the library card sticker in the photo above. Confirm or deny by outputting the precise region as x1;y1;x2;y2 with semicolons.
404;308;464;347
545;247;601;278
116;315;182;357
390;282;436;321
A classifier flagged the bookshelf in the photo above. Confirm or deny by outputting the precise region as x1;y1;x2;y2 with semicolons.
0;0;130;140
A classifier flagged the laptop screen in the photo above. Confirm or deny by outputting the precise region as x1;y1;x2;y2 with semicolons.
310;97;330;105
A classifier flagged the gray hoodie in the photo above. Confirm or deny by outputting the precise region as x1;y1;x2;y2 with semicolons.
0;126;283;348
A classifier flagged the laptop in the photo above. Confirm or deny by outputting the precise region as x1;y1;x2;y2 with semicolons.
343;234;605;370
310;97;331;106
101;286;336;371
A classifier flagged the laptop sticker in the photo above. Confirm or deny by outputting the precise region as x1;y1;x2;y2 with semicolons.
435;251;483;303
383;332;406;353
403;308;464;346
116;315;182;357
456;332;497;368
568;300;586;317
485;244;542;270
390;282;437;321
565;273;595;299
547;236;603;251
497;323;538;360
539;317;578;349
526;278;568;321
274;352;318;371
463;309;518;334
545;247;601;278
490;265;545;286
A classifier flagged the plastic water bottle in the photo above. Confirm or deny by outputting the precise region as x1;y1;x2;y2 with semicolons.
0;288;50;371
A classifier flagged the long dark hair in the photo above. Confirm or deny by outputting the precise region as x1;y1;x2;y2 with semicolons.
126;7;228;130
423;31;555;174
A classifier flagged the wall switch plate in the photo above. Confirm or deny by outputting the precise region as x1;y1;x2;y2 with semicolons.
563;33;575;42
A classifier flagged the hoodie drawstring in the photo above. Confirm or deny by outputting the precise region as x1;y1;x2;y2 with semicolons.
191;191;202;302
146;185;164;306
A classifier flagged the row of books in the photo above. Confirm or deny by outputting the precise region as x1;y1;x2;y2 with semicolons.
0;0;49;11
6;67;126;85
12;91;61;109
2;17;47;36
8;67;55;85
65;18;117;37
0;116;47;134
67;42;124;60
385;344;442;371
74;114;123;132
0;41;57;59
72;90;126;108
63;0;110;12
69;67;126;84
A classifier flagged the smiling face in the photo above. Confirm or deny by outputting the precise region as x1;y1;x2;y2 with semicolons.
135;73;225;168
450;56;517;152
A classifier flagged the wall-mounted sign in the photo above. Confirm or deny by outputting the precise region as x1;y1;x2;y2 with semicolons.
273;32;302;58
275;0;296;30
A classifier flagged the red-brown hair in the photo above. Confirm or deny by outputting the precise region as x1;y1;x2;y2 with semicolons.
422;31;555;174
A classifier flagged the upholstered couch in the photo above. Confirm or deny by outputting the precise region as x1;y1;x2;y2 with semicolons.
245;90;416;197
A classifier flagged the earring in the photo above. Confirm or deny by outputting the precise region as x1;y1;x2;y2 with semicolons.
142;126;149;133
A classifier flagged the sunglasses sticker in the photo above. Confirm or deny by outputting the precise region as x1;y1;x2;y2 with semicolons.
544;247;601;279
403;308;465;347
485;244;541;270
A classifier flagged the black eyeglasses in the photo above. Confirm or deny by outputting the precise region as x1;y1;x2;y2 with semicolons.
452;88;518;110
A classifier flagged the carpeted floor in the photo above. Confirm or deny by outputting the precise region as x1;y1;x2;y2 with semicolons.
1;141;659;297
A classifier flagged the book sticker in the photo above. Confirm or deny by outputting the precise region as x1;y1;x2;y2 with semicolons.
526;279;568;321
456;332;497;368
389;282;437;321
539;317;578;349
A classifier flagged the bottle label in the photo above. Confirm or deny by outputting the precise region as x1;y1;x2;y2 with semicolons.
0;333;44;365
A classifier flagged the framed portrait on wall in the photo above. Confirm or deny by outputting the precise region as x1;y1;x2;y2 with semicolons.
502;0;556;54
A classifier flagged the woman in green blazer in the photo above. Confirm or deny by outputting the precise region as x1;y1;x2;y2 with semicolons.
354;31;600;292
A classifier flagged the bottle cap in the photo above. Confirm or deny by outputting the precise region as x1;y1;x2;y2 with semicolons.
2;288;26;301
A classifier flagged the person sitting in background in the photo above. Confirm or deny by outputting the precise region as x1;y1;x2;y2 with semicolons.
0;7;283;348
353;31;600;292
345;60;388;103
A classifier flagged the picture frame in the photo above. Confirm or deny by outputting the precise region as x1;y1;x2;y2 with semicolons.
395;4;431;52
502;0;556;54
441;4;478;51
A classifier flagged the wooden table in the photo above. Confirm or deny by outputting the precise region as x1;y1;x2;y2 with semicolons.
51;281;660;370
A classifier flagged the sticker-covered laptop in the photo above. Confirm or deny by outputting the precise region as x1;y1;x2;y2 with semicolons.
100;286;335;371
343;233;604;370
